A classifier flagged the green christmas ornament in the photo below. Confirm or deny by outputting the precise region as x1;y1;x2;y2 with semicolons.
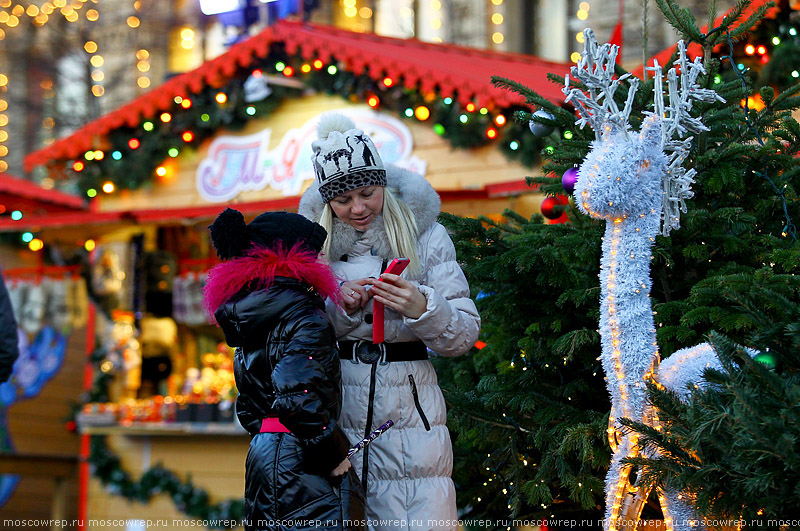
754;351;777;368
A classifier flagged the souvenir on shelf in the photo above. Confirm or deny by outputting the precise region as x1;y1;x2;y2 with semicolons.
44;278;70;333
19;283;45;336
106;310;141;401
173;272;209;327
92;248;125;315
143;250;177;318
139;316;178;397
6;276;89;336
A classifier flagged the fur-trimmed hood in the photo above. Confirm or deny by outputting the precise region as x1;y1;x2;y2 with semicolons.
202;245;339;321
298;164;441;261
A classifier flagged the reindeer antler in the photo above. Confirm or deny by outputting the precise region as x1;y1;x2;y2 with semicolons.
563;28;639;140
566;30;725;235
646;40;725;235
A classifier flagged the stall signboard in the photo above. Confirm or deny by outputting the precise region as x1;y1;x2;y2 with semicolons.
196;109;427;203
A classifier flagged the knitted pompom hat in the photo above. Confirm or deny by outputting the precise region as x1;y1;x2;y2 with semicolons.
209;208;327;260
310;113;386;203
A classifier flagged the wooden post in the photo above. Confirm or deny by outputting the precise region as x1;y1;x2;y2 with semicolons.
78;296;96;531
51;476;67;530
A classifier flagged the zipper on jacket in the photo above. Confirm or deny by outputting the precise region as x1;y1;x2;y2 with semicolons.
408;374;431;431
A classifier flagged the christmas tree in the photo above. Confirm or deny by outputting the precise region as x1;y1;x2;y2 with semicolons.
436;0;800;526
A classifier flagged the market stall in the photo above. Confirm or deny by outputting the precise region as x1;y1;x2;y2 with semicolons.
5;19;569;530
0;172;90;526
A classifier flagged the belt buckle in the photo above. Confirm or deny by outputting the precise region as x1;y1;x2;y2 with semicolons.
354;340;386;365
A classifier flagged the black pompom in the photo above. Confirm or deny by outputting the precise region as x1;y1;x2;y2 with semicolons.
209;208;249;260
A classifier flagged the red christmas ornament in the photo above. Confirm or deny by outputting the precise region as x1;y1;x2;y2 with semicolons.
540;196;568;220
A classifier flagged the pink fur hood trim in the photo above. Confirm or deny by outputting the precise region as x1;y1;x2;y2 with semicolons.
202;245;339;321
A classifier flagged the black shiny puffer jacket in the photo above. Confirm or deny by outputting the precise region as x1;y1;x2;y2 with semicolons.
215;276;365;531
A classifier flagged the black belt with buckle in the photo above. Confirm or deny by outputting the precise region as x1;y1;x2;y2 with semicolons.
338;340;429;363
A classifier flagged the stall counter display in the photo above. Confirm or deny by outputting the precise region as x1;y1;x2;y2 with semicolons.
77;344;241;435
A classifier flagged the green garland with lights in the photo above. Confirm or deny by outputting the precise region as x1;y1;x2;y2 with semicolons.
73;344;245;529
68;42;548;196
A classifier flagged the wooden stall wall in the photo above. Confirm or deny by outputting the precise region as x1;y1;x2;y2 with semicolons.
0;324;84;529
86;435;248;530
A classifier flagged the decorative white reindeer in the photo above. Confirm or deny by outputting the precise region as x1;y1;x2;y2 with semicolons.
564;29;726;531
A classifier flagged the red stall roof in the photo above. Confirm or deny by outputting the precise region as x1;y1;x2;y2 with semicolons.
24;20;570;172
0;172;86;215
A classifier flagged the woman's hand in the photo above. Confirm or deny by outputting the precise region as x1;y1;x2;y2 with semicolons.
367;273;427;319
339;280;372;315
330;458;351;477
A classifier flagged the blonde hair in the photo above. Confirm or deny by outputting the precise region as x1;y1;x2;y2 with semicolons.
318;187;421;277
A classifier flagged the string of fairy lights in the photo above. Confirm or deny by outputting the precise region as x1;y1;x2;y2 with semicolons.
572;2;592;63
0;0;515;186
490;0;504;46
0;53;7;173
0;0;155;175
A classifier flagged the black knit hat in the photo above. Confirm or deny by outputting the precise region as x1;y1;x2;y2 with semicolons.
209;209;327;260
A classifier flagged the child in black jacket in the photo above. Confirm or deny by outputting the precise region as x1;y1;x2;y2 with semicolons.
204;209;363;531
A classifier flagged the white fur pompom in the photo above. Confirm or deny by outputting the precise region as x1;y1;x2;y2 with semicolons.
317;113;356;140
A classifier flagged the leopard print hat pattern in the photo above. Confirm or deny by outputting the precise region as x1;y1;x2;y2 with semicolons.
310;113;387;203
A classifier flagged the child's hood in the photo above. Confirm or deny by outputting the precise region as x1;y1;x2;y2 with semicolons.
203;245;339;334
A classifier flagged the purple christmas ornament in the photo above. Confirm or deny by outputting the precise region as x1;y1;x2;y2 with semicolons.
562;167;579;194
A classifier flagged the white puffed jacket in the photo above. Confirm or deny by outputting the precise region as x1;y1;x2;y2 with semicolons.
299;165;480;531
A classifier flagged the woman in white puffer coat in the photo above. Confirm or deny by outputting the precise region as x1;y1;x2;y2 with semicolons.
299;114;480;531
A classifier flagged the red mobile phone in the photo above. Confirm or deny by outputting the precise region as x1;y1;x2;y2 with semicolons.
382;257;410;276
373;258;410;344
